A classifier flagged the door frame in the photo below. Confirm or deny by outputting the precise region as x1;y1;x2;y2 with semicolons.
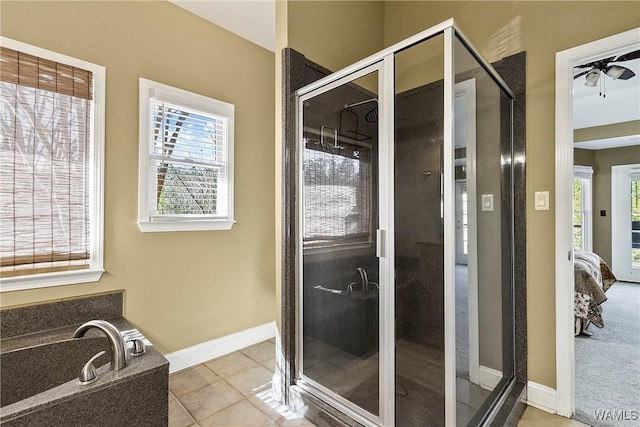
296;61;389;427
454;78;481;385
554;27;640;418
611;164;640;282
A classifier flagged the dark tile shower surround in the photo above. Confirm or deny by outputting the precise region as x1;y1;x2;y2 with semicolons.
280;48;527;426
0;291;169;426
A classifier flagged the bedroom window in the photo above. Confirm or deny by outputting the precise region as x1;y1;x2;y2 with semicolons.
138;78;235;232
573;165;593;252
0;39;105;291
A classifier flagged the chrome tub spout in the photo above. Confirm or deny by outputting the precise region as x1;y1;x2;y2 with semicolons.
357;267;369;296
73;320;127;371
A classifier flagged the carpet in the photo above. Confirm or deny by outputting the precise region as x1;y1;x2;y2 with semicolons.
574;281;640;427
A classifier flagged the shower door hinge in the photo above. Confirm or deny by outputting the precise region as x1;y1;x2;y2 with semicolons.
376;229;384;258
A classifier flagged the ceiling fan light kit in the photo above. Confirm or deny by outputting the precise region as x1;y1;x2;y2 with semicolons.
574;48;639;94
605;65;625;80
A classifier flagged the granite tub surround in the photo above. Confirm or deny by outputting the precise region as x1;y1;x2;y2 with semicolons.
0;291;123;338
0;292;169;426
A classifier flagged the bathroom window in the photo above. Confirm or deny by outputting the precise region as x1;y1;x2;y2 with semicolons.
302;130;372;249
0;39;105;291
138;79;234;232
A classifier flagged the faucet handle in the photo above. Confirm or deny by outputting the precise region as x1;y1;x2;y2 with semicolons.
128;338;146;356
79;350;106;385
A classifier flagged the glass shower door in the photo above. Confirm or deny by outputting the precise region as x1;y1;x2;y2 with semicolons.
298;64;383;423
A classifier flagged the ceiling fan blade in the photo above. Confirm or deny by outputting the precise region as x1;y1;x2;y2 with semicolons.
573;69;590;79
616;67;636;80
614;49;640;62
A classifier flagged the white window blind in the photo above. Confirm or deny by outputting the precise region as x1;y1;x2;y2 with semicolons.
149;100;228;217
302;130;372;247
0;46;93;277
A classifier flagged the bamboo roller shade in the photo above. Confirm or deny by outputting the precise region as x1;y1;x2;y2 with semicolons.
0;46;92;100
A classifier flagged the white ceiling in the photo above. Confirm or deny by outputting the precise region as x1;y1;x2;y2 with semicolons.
573;48;640;150
170;0;275;52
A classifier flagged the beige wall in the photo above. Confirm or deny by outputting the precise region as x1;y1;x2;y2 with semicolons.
288;1;385;74
282;1;639;389
574;148;596;167
0;1;276;355
592;146;640;264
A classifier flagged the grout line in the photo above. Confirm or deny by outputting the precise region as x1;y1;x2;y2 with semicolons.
169;390;198;426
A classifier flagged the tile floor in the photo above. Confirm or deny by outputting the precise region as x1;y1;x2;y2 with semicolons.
168;338;586;427
168;339;315;427
517;407;589;427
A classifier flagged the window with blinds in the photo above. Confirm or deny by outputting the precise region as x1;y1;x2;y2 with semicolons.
302;130;372;248
0;40;104;288
138;79;235;232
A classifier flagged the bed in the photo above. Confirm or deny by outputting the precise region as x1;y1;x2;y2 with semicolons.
574;250;617;336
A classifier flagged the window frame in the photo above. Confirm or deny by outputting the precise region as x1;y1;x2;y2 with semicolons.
137;78;235;232
0;37;105;292
573;165;593;252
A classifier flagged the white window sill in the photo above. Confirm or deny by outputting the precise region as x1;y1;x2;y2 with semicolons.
137;219;236;233
0;268;105;292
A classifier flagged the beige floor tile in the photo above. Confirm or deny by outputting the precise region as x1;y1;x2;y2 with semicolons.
199;400;275;427
169;392;196;427
248;391;288;423
205;351;258;378
225;364;274;396
277;417;317;427
259;356;277;372
242;341;276;363
518;407;588;427
170;365;221;397
179;381;244;421
456;401;477;427
302;336;341;359
304;361;353;393
456;377;490;410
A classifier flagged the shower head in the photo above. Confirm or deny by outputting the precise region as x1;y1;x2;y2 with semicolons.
365;107;377;123
344;98;379;123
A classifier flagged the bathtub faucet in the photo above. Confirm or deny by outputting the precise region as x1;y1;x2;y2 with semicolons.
357;267;369;296
73;320;127;371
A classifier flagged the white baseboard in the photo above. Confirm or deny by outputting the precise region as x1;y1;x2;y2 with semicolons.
165;321;277;374
478;365;503;391
526;381;557;414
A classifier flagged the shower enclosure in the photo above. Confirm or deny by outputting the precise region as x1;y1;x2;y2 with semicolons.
284;19;525;426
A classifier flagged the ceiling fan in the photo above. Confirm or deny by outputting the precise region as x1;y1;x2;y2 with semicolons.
574;49;640;88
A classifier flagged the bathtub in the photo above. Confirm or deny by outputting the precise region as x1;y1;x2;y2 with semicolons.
0;317;169;426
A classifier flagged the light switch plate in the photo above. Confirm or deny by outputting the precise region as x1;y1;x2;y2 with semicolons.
482;194;494;211
535;191;549;210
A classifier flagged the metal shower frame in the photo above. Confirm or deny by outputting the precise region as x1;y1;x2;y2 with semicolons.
294;18;515;427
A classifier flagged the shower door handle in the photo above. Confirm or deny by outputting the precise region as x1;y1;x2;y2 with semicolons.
376;229;384;258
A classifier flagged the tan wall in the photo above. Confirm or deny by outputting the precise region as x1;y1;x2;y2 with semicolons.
288;1;385;74
283;0;639;389
574;149;596;167
592;146;640;264
0;1;276;354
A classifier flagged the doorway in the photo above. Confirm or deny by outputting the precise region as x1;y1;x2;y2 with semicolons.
555;27;640;419
612;164;640;282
